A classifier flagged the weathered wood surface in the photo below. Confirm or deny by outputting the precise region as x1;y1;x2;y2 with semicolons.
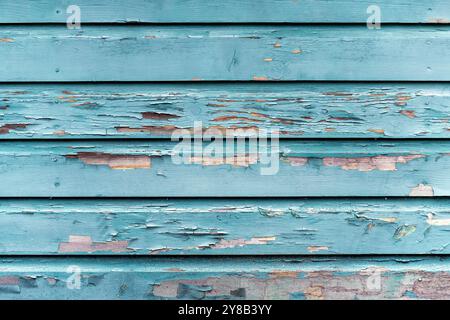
2;0;450;23
1;199;450;255
1;83;449;139
0;140;448;197
0;256;449;299
3;1;450;302
2;26;450;81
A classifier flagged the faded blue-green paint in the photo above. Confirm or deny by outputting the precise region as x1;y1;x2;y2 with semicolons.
1;26;450;81
1;0;450;301
0;257;449;299
0;199;449;255
0;83;449;138
2;0;450;23
0;140;447;197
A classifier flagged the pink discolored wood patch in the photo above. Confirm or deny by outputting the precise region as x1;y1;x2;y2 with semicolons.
323;155;425;172
58;235;130;253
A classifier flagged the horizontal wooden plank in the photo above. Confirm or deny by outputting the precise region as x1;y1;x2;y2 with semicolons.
1;83;449;139
1;26;450;81
1;199;450;255
2;0;450;23
0;256;449;299
0;140;449;197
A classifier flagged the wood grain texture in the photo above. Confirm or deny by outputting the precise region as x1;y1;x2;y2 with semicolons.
1;199;450;255
1;25;450;81
1;83;449;139
1;0;450;23
3;1;450;302
0;256;449;299
0;140;448;197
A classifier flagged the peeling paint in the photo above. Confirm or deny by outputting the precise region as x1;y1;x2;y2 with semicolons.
394;225;416;240
53;130;68;136
426;213;450;226
0;84;448;139
307;246;329;253
395;95;412;106
378;217;398;223
1;256;450;299
0;276;19;285
212;116;262;123
428;18;450;23
150;248;172;255
269;271;299;278
368;129;385;135
187;155;259;167
115;125;265;136
412;272;450;299
323;155;424;172
45;277;58;286
142;112;180;120
399;110;416;119
323;91;353;97
0;123;28;134
150;270;385;300
58;235;130;253
210;236;276;249
409;184;434;197
304;286;324;299
116;125;178;135
282;157;308;166
165;268;185;272
65;152;151;169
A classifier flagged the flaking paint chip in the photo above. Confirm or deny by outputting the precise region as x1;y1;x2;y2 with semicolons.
253;76;268;81
65;152;152;169
409;184;434;197
427;213;450;226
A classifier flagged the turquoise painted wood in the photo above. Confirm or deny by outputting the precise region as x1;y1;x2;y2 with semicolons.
1;83;449;139
1;0;450;301
0;140;448;197
2;0;450;23
1;26;450;81
0;256;449;299
0;199;450;255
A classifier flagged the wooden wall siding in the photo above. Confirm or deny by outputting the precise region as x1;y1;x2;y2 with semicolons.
1;83;449;139
1;199;450;255
2;1;450;300
2;0;450;23
0;257;450;300
2;26;450;81
0;140;448;197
